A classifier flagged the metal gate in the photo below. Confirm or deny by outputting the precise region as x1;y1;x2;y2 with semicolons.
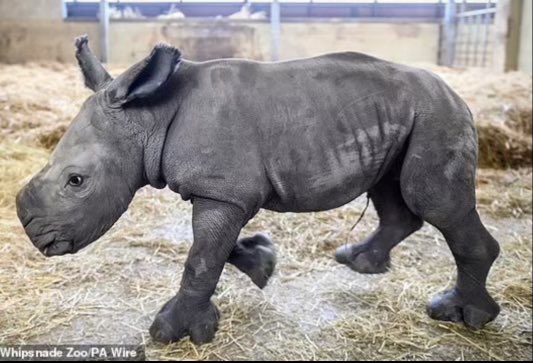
440;0;498;68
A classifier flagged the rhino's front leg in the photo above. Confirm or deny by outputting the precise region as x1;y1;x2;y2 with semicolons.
150;198;245;344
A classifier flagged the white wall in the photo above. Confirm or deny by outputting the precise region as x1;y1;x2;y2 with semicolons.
518;0;532;74
0;0;65;20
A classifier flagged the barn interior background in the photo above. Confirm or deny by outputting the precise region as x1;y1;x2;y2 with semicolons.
0;0;531;360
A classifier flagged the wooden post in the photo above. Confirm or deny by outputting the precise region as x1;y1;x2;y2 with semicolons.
99;0;109;63
442;0;457;67
492;0;523;72
271;0;281;61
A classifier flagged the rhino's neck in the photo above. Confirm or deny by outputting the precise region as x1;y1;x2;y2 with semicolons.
140;60;194;189
141;72;187;189
143;116;174;189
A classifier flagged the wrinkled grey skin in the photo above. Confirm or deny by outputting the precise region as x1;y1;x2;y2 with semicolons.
16;36;501;345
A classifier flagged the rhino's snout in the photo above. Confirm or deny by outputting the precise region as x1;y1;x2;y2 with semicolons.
16;183;73;257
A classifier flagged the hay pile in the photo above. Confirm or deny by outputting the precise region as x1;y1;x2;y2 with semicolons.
426;66;532;169
0;62;88;147
0;63;125;149
0;62;531;360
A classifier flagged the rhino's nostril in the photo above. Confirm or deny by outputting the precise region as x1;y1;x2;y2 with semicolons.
16;186;41;227
22;215;35;228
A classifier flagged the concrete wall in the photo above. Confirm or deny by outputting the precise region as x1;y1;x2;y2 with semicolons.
0;21;99;63
0;0;87;63
0;19;440;65
280;22;439;64
0;0;439;65
0;0;64;20
110;21;267;62
518;0;532;74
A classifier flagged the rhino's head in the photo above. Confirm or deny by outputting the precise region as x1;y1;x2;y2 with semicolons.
16;36;181;256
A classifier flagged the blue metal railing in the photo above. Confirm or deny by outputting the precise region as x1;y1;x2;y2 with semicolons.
64;2;490;22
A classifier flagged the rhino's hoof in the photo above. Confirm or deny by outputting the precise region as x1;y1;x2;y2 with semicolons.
427;288;500;329
232;233;277;289
335;244;390;274
150;299;220;345
149;315;184;344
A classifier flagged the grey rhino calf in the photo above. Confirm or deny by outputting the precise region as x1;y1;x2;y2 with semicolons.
16;36;501;344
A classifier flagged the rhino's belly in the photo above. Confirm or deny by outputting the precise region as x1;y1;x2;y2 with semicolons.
261;120;412;213
262;146;391;213
263;171;372;213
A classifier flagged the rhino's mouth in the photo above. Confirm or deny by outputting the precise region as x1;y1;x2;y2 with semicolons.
33;234;73;257
43;240;73;257
22;217;73;257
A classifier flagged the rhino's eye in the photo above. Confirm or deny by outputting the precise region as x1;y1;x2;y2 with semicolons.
68;174;84;187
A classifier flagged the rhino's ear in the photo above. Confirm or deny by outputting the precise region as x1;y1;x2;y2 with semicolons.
75;35;113;92
105;44;181;106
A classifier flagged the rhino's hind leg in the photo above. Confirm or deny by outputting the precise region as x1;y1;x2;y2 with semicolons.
335;172;423;274
417;210;500;329
228;233;277;289
400;112;500;329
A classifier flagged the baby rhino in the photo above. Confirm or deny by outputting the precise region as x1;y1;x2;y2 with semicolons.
16;36;501;344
